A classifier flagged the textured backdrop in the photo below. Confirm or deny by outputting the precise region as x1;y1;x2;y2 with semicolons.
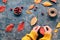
0;0;60;40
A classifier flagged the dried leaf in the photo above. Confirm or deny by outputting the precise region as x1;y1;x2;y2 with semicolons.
56;22;60;28
28;4;35;10
42;1;52;7
26;10;32;14
2;0;7;3
17;21;24;32
54;29;58;33
5;24;14;32
34;0;42;4
30;17;37;26
0;6;6;13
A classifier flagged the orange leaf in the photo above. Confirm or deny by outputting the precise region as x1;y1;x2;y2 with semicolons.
34;0;42;4
0;6;6;13
2;0;7;3
5;24;14;32
17;21;24;32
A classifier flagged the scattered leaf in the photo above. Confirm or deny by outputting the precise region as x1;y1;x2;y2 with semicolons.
26;10;32;14
28;4;35;10
17;21;24;32
30;17;37;26
2;0;7;3
54;29;58;33
56;22;60;28
5;24;14;32
42;1;52;7
34;0;42;4
0;6;6;13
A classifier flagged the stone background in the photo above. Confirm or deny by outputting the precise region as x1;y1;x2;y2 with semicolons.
0;0;60;40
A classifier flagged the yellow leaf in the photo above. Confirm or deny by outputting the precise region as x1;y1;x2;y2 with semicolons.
30;17;37;26
54;29;58;33
56;22;60;28
28;4;35;10
34;0;41;4
26;10;32;14
42;1;52;7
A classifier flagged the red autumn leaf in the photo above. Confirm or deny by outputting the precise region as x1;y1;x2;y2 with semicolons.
39;27;45;35
2;0;7;3
5;24;14;32
17;21;24;32
0;6;6;13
